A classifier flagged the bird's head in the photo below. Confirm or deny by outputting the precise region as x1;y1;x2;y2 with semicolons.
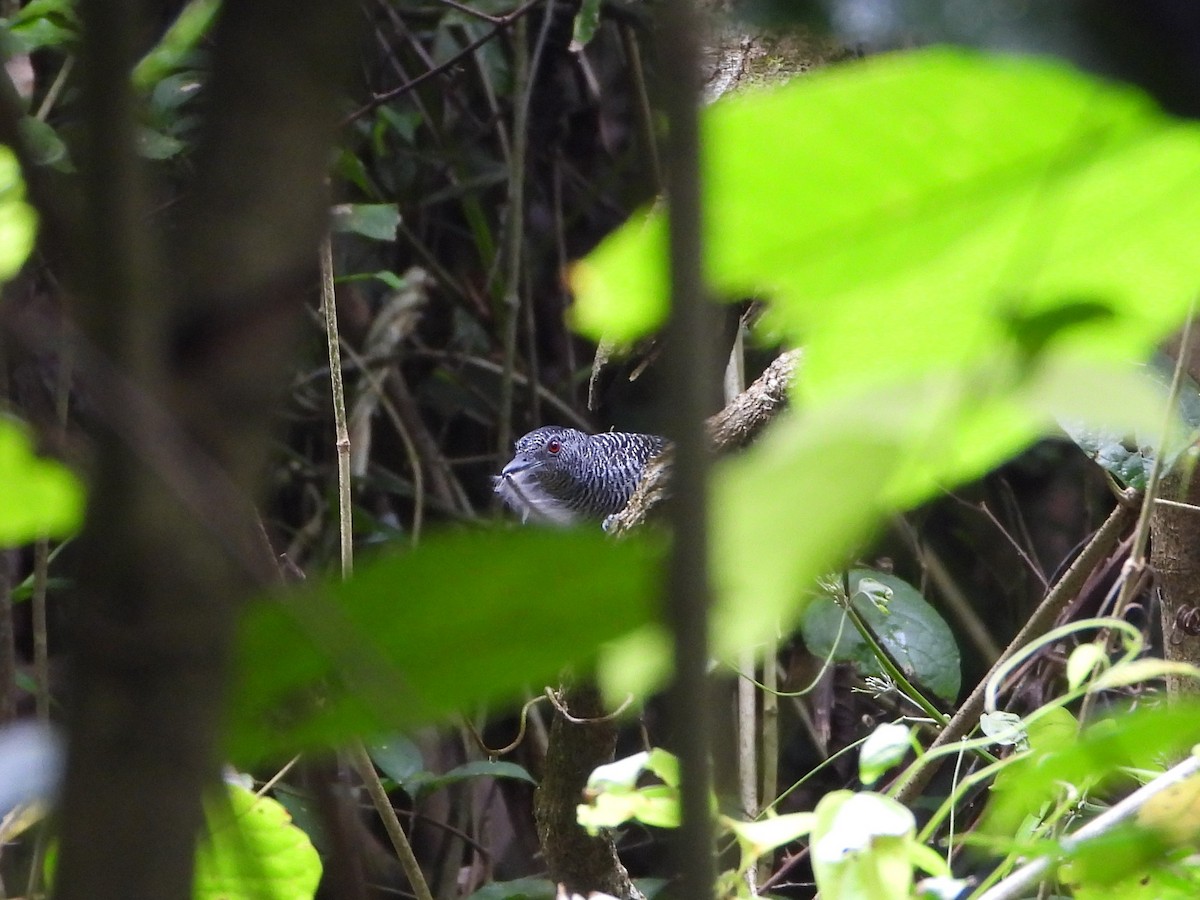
494;426;589;525
500;426;587;479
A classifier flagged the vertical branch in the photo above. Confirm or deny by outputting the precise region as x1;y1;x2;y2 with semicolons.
758;657;778;885
31;539;49;720
728;325;760;895
497;15;531;460
320;237;353;578
498;0;556;456
0;551;14;725
660;0;718;894
322;236;433;900
31;320;70;724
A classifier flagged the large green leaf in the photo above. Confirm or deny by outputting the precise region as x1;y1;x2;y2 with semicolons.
572;49;1200;670
802;569;961;702
227;528;663;763
573;49;1200;384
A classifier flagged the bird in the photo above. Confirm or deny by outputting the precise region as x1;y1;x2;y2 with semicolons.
494;425;669;526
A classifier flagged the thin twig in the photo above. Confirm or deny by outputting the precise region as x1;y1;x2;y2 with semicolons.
618;22;662;192
342;0;543;125
978;500;1049;588
348;741;436;900
35;55;74;122
1154;497;1200;513
544;687;635;724
255;755;301;798
464;694;548;756
322;236;435;900
31;539;50;722
892;516;1003;664
977;753;1200;900
496;10;531;464
892;495;1138;806
320;236;353;578
334;330;425;545
1114;299;1196;619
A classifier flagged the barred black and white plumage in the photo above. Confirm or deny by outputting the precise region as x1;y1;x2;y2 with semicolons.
494;426;668;526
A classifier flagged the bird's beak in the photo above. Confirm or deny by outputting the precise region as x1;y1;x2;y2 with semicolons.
501;456;536;477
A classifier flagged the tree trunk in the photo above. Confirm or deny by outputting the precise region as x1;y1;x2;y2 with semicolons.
51;3;359;898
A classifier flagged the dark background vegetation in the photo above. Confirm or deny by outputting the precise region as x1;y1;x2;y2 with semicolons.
1;1;1200;898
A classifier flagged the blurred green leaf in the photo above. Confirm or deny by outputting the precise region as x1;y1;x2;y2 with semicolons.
802;570;961;702
194;783;321;900
983;704;1200;840
0;148;37;280
368;734;424;785
6;0;79;52
136;127;186;160
727;812;816;870
811;791;916;900
569;0;602;51
1061;354;1200;489
404;760;535;795
573;50;1200;668
573;50;1200;381
132;0;220;91
0;418;84;545
18;117;70;170
463;878;557;900
227;528;664;763
859;723;913;786
578;749;684;834
330;203;401;241
150;73;205;116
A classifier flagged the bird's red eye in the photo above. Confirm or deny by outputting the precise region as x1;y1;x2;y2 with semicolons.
547;439;561;454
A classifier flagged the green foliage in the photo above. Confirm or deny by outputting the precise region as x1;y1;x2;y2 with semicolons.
858;723;914;786
194;784;321;900
0;419;83;544
580;751;951;900
131;0;221;91
368;732;535;797
569;0;603;52
330;203;402;242
569;47;1200;688
577;748;683;834
0;148;37;281
227;528;664;762
0;151;81;546
2;0;79;54
810;791;947;900
1060;353;1200;489
802;569;962;702
982;703;1200;841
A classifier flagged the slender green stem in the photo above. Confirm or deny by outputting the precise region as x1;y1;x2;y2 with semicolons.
348;741;436;900
836;590;948;728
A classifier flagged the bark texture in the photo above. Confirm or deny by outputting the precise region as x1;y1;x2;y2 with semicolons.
535;683;644;899
610;349;801;535
1150;470;1200;699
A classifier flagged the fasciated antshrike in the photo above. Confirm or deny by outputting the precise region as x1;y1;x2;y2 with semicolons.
494;426;668;526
